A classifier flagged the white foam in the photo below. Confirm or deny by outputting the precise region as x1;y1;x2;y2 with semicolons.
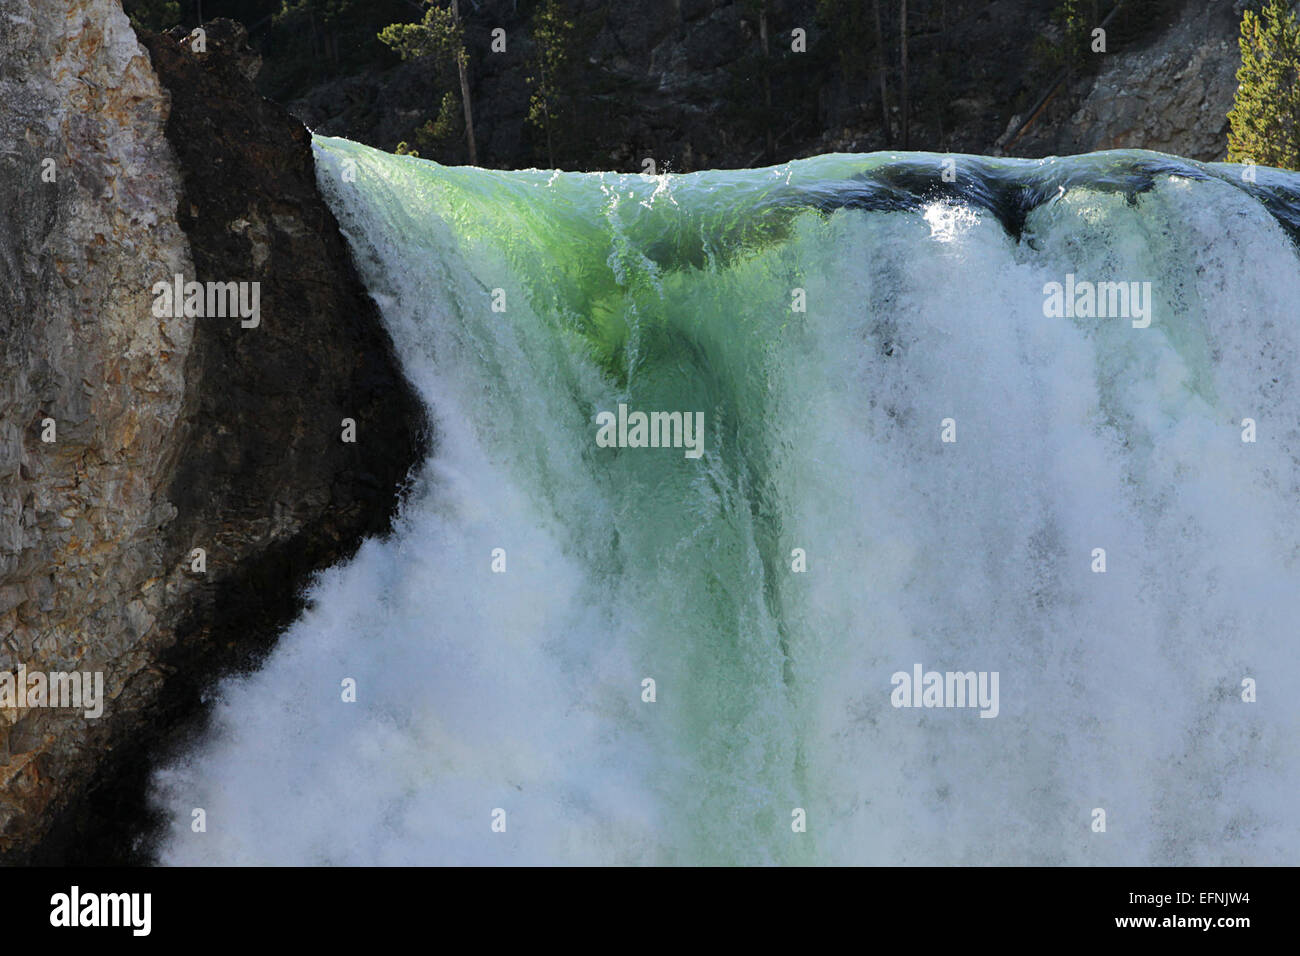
152;144;1300;865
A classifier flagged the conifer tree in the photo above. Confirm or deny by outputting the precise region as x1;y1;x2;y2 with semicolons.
1228;0;1300;170
527;0;575;168
379;1;478;164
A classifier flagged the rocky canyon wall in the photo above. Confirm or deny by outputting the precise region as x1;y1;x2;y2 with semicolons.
0;2;426;862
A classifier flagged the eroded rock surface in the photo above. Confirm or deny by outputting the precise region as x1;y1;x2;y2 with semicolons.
0;0;194;858
1;5;426;861
1002;0;1243;163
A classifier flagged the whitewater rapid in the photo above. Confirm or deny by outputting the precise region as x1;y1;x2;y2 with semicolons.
150;141;1300;865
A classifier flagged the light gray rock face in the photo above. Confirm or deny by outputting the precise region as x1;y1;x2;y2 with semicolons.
1007;0;1244;163
1;5;427;862
1066;0;1242;162
0;0;195;852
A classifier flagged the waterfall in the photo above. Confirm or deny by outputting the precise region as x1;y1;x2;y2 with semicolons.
150;138;1300;865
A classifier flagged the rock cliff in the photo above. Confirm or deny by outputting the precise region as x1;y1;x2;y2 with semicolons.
287;0;1249;171
1005;0;1244;162
0;3;426;862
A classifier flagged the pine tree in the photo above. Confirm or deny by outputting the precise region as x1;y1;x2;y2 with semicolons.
379;1;478;164
1228;0;1300;170
527;0;575;168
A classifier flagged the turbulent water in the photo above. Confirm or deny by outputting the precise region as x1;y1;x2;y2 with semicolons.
151;139;1300;865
